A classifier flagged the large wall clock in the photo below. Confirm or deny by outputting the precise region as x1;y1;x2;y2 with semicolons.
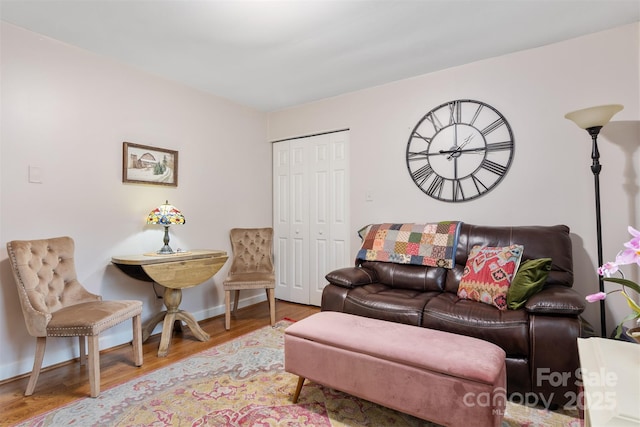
406;99;514;202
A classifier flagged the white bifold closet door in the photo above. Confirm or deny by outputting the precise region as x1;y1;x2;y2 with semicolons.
273;130;350;306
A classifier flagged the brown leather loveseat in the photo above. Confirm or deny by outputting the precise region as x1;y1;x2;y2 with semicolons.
321;222;591;407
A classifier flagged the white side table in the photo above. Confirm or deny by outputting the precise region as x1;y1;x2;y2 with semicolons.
577;337;640;426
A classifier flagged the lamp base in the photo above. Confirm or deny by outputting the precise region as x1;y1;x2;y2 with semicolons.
157;225;174;254
157;245;174;255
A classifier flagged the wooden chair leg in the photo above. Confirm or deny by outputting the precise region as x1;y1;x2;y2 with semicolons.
79;336;87;366
267;288;276;326
292;376;305;403
132;314;143;367
25;336;46;396
225;290;231;331
88;335;100;397
233;290;240;313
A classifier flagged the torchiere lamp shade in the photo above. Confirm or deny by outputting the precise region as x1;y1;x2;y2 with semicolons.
147;200;185;254
565;104;623;130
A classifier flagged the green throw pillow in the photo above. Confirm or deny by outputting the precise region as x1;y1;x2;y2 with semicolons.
507;258;552;310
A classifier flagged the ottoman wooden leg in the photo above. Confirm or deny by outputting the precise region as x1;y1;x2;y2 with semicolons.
292;376;305;403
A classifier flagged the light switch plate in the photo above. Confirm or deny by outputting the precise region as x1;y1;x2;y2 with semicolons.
29;166;43;183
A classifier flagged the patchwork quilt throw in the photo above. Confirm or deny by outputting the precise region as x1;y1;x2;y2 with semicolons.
356;221;462;268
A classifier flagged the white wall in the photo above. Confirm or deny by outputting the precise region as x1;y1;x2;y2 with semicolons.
0;23;271;381
268;23;640;337
1;20;638;384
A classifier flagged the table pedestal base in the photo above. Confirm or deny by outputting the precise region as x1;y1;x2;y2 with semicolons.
142;287;210;357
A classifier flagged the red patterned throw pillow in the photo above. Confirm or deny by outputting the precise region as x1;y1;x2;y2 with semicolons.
457;244;524;310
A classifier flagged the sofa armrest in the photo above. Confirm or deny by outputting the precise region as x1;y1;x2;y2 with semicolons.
325;267;377;289
525;285;585;315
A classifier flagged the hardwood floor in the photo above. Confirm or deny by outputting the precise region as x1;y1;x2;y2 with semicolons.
0;300;320;425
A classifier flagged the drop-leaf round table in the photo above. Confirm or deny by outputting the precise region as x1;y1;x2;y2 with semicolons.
112;250;228;357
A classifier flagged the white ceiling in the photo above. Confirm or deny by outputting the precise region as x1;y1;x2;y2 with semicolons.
1;0;639;112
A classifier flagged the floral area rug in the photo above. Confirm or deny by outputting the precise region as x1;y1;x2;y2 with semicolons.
17;320;581;427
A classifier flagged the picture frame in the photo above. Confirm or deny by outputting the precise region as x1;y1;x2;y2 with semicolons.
123;142;178;187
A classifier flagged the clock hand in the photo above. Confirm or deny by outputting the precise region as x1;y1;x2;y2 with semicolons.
440;145;487;156
410;149;458;158
448;134;475;159
412;136;481;159
442;137;472;160
407;149;441;160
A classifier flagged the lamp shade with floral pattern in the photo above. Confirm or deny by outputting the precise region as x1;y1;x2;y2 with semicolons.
147;200;185;254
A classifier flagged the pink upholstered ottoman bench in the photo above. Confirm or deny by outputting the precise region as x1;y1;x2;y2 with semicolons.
284;311;506;427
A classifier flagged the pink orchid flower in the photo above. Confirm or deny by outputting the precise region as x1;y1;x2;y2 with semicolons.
585;292;607;303
616;226;640;266
597;262;619;277
594;226;640;338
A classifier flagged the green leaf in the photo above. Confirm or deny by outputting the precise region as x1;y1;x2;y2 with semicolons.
615;322;624;339
603;277;640;294
614;312;640;338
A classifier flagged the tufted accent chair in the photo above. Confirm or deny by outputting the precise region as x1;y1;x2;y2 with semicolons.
223;228;275;330
6;236;143;397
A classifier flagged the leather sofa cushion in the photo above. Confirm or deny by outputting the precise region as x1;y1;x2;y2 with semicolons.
422;293;529;357
359;260;446;292
524;285;585;314
342;284;438;326
326;267;377;288
446;224;573;293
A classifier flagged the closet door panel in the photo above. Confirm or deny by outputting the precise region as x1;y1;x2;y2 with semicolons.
309;136;331;306
288;140;310;303
273;142;292;301
273;131;350;306
329;132;350;276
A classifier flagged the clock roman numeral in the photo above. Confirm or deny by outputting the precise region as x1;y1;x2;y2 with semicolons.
480;118;506;136
480;159;508;176
411;164;434;185
426;112;444;132
426;175;444;197
471;174;489;193
411;131;432;144
449;101;461;125
470;104;483;126
453;179;465;201
486;141;513;151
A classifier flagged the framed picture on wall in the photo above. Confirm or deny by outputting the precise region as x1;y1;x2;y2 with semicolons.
122;142;179;187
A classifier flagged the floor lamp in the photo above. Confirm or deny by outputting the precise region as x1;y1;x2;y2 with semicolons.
565;104;623;338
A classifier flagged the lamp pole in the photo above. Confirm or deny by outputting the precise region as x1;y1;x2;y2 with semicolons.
565;104;623;338
587;125;606;337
